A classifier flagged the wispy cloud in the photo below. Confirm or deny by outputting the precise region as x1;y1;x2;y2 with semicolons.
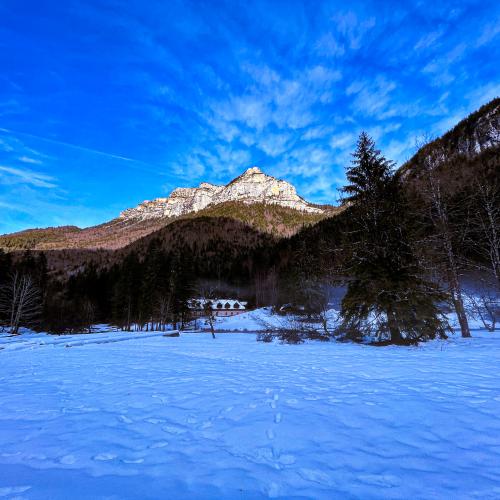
347;75;397;118
0;128;166;175
476;22;500;47
0;165;57;188
331;10;376;50
18;156;43;165
0;99;26;117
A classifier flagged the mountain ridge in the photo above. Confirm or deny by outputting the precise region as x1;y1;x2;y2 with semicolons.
400;97;499;183
119;166;326;222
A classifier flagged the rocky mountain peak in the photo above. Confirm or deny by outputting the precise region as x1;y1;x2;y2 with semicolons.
198;182;218;189
241;166;264;176
120;166;324;221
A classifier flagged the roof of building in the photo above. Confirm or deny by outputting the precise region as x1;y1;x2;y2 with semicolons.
188;298;248;310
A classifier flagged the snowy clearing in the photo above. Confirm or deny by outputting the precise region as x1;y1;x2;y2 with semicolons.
1;330;500;499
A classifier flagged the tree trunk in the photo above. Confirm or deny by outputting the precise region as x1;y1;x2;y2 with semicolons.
447;261;471;338
453;293;471;338
387;309;403;344
209;316;216;339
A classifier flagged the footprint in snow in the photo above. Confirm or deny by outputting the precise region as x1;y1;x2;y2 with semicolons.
358;474;401;488
146;418;165;424
298;468;333;485
274;413;282;424
162;425;186;435
0;486;32;497
122;458;144;464
149;441;169;449
267;481;281;498
278;454;295;465
59;454;77;465
93;453;117;461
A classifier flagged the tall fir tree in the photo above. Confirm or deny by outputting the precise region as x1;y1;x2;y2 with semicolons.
339;132;449;344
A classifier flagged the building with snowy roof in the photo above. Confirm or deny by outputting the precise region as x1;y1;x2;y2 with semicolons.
188;298;248;317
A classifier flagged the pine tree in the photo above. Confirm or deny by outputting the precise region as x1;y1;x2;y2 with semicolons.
339;133;449;344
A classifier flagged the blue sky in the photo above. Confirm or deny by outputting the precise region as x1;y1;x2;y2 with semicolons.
0;0;499;233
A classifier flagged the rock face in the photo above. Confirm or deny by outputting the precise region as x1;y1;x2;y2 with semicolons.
401;97;500;178
120;166;324;221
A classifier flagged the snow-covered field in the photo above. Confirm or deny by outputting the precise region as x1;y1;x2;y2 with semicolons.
1;329;500;499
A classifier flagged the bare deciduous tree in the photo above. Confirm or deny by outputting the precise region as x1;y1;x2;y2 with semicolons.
81;299;96;334
464;288;497;332
196;282;218;339
0;272;42;335
472;179;500;287
302;280;333;336
154;293;174;331
422;150;471;338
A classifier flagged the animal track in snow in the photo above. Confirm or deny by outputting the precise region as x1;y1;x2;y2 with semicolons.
149;441;168;449
122;458;145;464
270;394;279;409
358;474;401;488
59;454;76;465
93;452;117;461
0;486;32;497
278;454;295;465
162;425;186;435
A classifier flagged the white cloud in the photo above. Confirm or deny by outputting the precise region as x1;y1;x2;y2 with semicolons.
347;75;397;118
414;29;444;51
422;43;467;87
209;62;342;134
315;32;345;58
333;11;376;50
18;156;43;165
330;131;356;150
0;99;26;117
0;165;57;188
476;22;500;47
302;125;334;140
257;133;291;157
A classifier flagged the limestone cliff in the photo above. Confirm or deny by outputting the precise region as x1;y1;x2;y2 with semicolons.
120;166;324;221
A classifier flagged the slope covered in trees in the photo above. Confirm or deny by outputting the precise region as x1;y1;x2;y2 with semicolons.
0;202;335;251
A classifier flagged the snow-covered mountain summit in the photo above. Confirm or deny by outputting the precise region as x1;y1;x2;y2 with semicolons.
120;166;324;221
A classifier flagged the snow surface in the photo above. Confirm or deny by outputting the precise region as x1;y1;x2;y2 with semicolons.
212;307;282;331
1;329;500;499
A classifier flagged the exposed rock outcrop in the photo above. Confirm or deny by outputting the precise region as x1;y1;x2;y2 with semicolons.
400;98;500;179
120;166;324;221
